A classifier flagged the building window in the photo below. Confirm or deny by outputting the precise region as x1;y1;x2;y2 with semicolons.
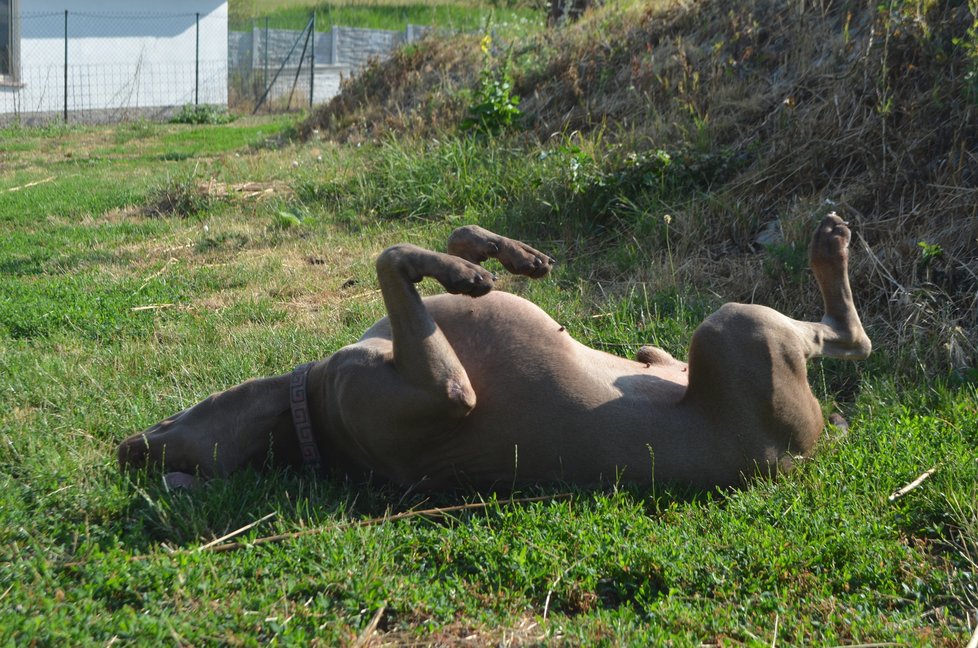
0;0;18;83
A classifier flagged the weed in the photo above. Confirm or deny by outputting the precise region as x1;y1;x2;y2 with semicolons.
461;34;523;135
169;104;236;125
917;240;944;264
952;0;978;103
461;66;522;134
148;171;219;218
662;213;675;284
271;209;303;229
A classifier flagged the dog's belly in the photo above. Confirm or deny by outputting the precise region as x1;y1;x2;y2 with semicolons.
401;292;697;487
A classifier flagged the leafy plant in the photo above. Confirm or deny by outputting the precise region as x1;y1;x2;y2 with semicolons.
169;104;236;125
149;172;218;218
539;141;603;195
952;0;978;103
272;210;303;229
918;240;944;264
461;35;522;135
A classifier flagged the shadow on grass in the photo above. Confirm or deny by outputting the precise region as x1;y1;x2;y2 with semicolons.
111;467;719;558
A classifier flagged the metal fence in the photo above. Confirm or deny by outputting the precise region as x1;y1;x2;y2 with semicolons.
229;19;430;114
1;10;227;126
0;9;429;126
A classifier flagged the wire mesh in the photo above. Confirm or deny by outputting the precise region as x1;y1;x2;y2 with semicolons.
229;20;430;115
0;9;429;125
2;10;227;125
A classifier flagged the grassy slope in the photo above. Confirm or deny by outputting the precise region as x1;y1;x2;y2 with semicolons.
305;0;978;377
1;1;977;645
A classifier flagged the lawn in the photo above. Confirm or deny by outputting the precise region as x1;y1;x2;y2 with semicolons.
228;0;542;34
1;118;976;645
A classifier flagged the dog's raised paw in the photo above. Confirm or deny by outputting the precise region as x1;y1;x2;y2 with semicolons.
496;239;555;279
436;257;495;297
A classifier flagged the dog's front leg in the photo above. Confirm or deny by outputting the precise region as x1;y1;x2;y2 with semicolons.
373;244;493;416
446;225;555;278
371;227;554;415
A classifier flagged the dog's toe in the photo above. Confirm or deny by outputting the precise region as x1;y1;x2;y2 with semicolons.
438;258;495;296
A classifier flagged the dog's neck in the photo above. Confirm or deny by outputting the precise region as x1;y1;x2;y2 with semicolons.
251;372;310;472
288;362;324;475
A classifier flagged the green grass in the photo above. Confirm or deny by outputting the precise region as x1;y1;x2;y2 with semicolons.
1;117;976;645
230;0;542;33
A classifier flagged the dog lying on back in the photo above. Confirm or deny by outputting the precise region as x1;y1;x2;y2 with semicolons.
118;214;870;490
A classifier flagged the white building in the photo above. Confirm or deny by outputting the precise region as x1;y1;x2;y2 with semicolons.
1;0;227;124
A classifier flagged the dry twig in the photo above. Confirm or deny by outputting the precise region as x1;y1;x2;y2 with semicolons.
6;176;55;192
887;466;938;501
199;512;277;551
352;602;387;648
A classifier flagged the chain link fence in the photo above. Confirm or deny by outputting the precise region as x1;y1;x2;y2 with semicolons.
0;9;429;126
1;10;227;126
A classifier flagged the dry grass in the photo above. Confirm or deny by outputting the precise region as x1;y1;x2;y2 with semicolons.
298;35;482;143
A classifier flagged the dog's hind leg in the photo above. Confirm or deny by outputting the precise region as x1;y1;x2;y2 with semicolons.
798;212;872;360
681;213;871;482
687;213;871;396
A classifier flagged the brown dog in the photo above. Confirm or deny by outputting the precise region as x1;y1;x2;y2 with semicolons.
117;214;870;490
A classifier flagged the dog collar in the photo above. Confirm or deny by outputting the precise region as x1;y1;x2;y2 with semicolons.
290;361;323;475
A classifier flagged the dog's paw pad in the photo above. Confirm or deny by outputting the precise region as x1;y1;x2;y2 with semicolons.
811;212;851;265
498;240;555;279
437;259;495;297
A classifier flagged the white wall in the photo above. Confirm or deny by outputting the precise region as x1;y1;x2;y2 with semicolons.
1;0;227;122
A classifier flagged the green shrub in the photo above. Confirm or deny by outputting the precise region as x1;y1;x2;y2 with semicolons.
169;104;236;125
